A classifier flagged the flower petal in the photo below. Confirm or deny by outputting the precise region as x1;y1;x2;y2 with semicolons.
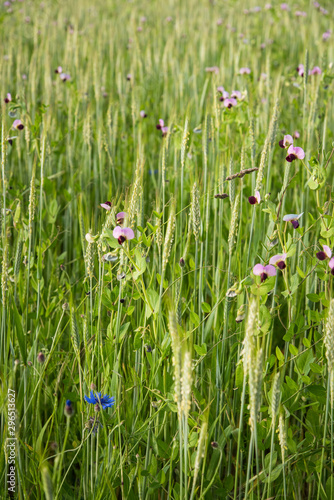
264;264;277;276
253;264;265;275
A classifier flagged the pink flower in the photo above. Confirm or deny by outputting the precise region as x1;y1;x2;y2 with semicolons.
205;66;219;74
140;110;147;118
297;64;304;77
223;98;237;108
320;7;328;15
279;134;293;149
156;119;169;136
293;130;300;139
253;264;276;282
217;18;223;25
283;213;303;229
113;226;135;245
248;190;261;205
286;145;305;162
219;90;230;101
265;3;272;9
231;90;242;99
217;86;225;94
116;212;127;225
100;201;112;211
310;66;321;75
126;73;132;81
239;67;251;75
55;66;62;74
4;93;11;103
316;244;332;261
280;3;290;11
329;258;334;275
323;30;331;41
269;253;287;270
60;73;71;82
13;119;24;130
295;10;307;17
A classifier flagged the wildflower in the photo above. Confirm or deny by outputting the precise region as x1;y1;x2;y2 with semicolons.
279;134;293;149
100;201;112;211
286;144;305;162
166;16;173;22
54;66;62;74
329;258;334;275
205;66;219;74
12;119;24;130
217;18;223;25
60;73;71;82
126;73;132;80
293;130;300;139
316;244;332;261
140;110;147;118
296;64;304;77
280;3;290;11
283;213;303;229
265;3;272;8
219;90;230;101
223;97;237;108
217;86;225;94
239;67;251;75
253;263;276;282
84;391;115;411
269;253;287;270
85;233;98;243
231;90;242;99
323;30;331;41
248;190;261;205
113;226;135;245
37;352;45;363
64;400;74;417
310;66;321;75
85;416;102;435
4;93;11;103
320;7;328;15
156;119;169;136
295;10;307;17
116;212;127;225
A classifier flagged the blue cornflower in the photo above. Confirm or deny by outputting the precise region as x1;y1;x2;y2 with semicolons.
64;400;74;417
84;391;115;411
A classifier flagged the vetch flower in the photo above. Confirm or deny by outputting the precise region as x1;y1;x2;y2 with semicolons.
12;119;24;130
239;67;251;75
269;253;287;270
116;211;127;225
85;233;98;243
295;10;307;17
217;86;225;94
113;226;135;245
323;30;331;41
140;110;147;118
283;213;303;229
156;119;169;135
248;190;261;205
329;258;334;275
279;134;293;149
205;66;219;74
231;90;242;99
296;64;304;77
309;66;321;75
4;93;11;103
55;66;62;74
253;264;276;282
286;144;305;162
316;244;332;261
60;73;71;82
100;201;112;211
84;391;115;411
126;73;132;81
280;3;290;11
223;97;237;108
293;130;300;139
219;90;230;101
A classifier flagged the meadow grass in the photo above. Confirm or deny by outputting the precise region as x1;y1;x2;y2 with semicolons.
1;0;334;498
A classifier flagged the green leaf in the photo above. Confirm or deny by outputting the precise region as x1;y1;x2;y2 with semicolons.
12;298;27;364
201;302;211;313
194;344;207;356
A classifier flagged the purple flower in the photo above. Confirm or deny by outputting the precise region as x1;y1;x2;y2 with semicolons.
316;244;332;261
113;226;135;245
55;66;62;74
323;30;331;41
286;145;305;162
217;18;223;25
329;258;334;275
239;67;251;75
205;66;219;74
248;190;261;205
283;213;303;229
269;253;287;270
60;73;71;82
4;93;11;103
116;212;127;225
219;90;230;101
156;119;165;130
126;73;132;81
253;264;276;282
100;201;112;211
293;130;300;139
231;90;242;99
13;119;24;130
217;86;225;94
297;64;304;77
223;98;237;108
295;10;307;17
279;134;293;149
280;3;290;11
320;7;328;15
265;3;272;9
310;66;322;75
140;110;147;118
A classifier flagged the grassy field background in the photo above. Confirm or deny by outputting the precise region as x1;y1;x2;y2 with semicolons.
1;0;334;498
